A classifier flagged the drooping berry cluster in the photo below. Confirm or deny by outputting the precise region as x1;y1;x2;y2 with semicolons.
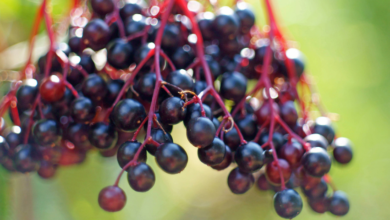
0;0;353;218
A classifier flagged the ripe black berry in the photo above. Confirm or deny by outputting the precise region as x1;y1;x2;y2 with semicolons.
302;179;328;198
234;2;255;34
16;79;38;111
120;3;144;21
88;122;117;149
224;127;241;151
70;97;96;123
134;72;156;101
313;117;335;144
211;145;233;170
235;114;258;140
145;129;173;155
235;142;264;173
304;134;329;149
13;144;40;173
32;119;60;145
127;162;155;192
184;103;212;127
212;7;239;38
278;140;304;168
117;141;147;168
280;100;298;126
82;19;110;51
333;137;353;164
198;137;226;166
104;79;125;106
266;159;292;185
106;39;134;69
165;69;194;92
110;99;147;131
220;71;247;102
328;191;350;216
81;74;108;102
227;167;254;194
65;123;92;150
302;147;331;177
91;0;114;17
187;117;216;148
273;189;303;219
159;97;186;125
197;12;215;41
155;143;188;174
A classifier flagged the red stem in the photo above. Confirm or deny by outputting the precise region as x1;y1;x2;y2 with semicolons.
9;98;21;127
113;0;126;39
160;50;176;71
43;2;56;78
112;0;175;186
21;0;47;79
131;117;148;141
64;81;80;98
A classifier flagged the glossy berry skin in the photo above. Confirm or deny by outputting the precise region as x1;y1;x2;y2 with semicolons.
40;75;66;102
184;103;212;127
263;149;274;164
13;144;40;173
159;97;186;125
278;141;304;168
110;99;146;131
198;137;226;166
83;19;110;51
308;197;329;213
235;142;264;173
98;186;126;212
187;117;216;148
266;159;292;185
5;126;23;150
32;119;60;145
257;173;271;191
328;191;350;216
117;141;147;168
134;72;156;101
280;101;298;126
227;167;254;194
81;74;108;102
197;12;215;41
104;79;124;106
166;69;194;92
127;162;155;192
16;79;38;111
88;122;117;150
155;143;188;174
0;136;9;162
304;134;329;149
236;114;258;140
161;24;181;52
234;2;255;34
211;145;233;170
145;129;173;155
223;127;241;151
65;123;92;150
171;45;195;69
258;131;285;150
302;179;328;198
273;189;303;219
302;147;331;177
333;137;353;164
106;39;134;69
255;102;280;125
70;97;96;123
68;36;82;54
220;71;247;102
120;3;144;21
91;0;114;17
212;7;240;38
313;117;335;144
124;14;147;40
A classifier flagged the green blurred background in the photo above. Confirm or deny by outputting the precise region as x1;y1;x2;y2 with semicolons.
1;0;390;219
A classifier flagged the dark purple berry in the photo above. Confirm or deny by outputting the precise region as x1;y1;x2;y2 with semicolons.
273;189;303;219
155;143;188;174
235;142;264;173
302;147;331;177
227;167;254;194
117;141;147;168
127;162;155;192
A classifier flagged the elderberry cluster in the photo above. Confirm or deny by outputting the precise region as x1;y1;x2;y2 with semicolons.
0;0;354;218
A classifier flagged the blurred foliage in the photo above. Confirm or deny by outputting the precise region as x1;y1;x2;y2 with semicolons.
1;0;390;219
